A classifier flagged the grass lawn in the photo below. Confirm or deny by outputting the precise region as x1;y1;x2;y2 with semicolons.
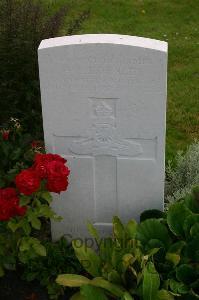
53;0;199;160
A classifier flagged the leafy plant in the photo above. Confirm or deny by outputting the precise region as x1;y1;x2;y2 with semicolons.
0;149;70;280
22;237;83;299
140;187;199;299
56;217;172;299
56;187;199;299
165;187;199;299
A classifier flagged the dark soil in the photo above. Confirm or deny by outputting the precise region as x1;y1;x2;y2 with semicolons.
0;271;73;300
0;271;48;300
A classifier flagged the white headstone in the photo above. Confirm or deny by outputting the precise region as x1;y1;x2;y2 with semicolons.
38;34;168;240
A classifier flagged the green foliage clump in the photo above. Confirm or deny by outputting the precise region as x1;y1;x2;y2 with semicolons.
22;237;83;299
166;141;199;205
56;187;199;300
56;218;173;300
0;0;90;138
0;0;68;137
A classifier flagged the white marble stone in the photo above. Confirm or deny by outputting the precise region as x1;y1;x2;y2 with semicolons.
38;34;168;240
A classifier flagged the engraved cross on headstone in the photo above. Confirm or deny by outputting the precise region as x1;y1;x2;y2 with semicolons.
54;98;156;231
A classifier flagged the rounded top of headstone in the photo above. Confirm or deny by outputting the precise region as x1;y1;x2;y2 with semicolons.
39;34;167;52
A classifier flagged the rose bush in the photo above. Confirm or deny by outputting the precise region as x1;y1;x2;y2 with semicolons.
0;151;70;276
0;118;45;188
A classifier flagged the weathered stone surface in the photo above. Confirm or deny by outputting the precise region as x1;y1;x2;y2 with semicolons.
38;34;168;240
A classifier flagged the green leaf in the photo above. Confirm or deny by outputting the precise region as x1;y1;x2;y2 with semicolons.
72;240;101;277
190;222;199;237
176;264;197;284
87;222;100;243
22;220;31;235
80;284;108;300
122;253;134;271
8;219;20;232
112;216;125;242
147;247;160;257
56;274;90;287
40;191;52;203
38;205;54;218
156;289;174;300
19;238;30;252
111;246;124;269
99;237;113;263
19;195;30;206
125;219;137;239
184;191;199;214
108;270;121;284
91;277;126;297
122;292;135;300
168;241;186;254
165;252;180;266
31;240;46;256
143;262;160;300
137;219;171;250
30;217;41;230
186;234;199;261
169;279;189;294
70;292;86;300
167;202;191;236
183;214;199;237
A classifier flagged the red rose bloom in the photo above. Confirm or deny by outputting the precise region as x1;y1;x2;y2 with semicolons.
14;205;27;216
2;130;9;141
0;187;17;200
0;188;27;221
15;169;40;195
0;198;12;221
32;153;70;193
46;160;70;193
34;153;67;179
46;160;70;178
47;178;69;193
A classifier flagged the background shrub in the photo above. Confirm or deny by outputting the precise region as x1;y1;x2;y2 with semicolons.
165;141;199;205
0;0;89;138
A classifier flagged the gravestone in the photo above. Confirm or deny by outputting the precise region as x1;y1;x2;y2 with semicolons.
38;34;168;240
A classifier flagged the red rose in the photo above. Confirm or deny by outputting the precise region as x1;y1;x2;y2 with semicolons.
46;160;70;178
14;205;27;216
2;130;9;141
46;161;70;193
0;188;27;221
46;178;69;193
0;198;12;221
15;169;40;195
34;153;67;179
0;187;17;200
35;153;66;165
